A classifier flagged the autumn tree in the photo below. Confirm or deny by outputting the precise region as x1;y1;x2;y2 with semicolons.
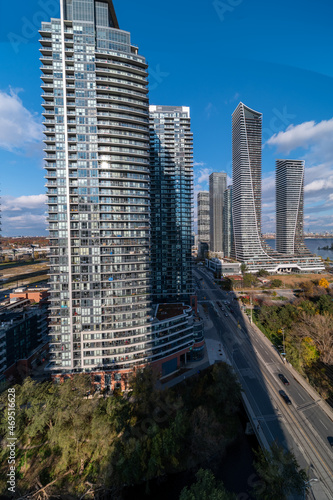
299;280;315;298
291;313;333;364
319;278;329;289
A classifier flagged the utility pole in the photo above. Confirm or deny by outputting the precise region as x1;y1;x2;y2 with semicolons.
281;328;287;362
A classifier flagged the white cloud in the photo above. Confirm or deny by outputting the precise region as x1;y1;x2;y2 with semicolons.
0;89;43;151
196;167;211;184
264;118;333;229
305;176;333;193
2;194;47;236
224;92;240;105
2;194;47;211
266;118;333;156
193;161;206;167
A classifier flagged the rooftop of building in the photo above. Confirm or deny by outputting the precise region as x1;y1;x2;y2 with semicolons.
11;286;49;293
0;297;30;312
227;275;243;281
154;303;190;321
0;305;43;331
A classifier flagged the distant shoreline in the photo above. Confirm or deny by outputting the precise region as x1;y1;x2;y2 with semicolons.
264;236;333;240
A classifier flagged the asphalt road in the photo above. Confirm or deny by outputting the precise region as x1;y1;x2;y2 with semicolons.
194;267;333;500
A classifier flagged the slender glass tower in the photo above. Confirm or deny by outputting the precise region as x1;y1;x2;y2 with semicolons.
41;0;153;377
276;159;305;254
149;105;194;303
223;186;233;258
209;172;227;253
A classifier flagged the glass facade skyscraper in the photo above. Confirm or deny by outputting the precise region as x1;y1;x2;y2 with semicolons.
149;105;194;303
209;172;227;253
223;186;233;258
42;0;151;376
41;2;198;383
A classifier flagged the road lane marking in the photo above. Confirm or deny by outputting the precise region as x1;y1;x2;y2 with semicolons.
319;418;329;431
296;390;306;402
262;370;333;484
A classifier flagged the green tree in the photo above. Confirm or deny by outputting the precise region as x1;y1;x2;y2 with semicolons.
257;269;270;277
300;337;320;366
243;273;254;287
270;279;283;288
241;263;248;275
317;294;333;315
253;442;307;500
179;469;236;500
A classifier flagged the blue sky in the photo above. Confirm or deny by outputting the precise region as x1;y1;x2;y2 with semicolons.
1;0;333;235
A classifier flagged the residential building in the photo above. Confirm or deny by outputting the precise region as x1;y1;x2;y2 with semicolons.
276;159;305;254
198;191;210;241
223;186;233;258
209;172;227;253
232;102;324;273
41;1;198;385
149;105;194;303
197;191;210;258
232;102;263;262
0;299;49;378
10;287;49;304
205;258;241;276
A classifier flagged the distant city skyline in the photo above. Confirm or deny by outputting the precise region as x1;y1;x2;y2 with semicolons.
1;0;333;236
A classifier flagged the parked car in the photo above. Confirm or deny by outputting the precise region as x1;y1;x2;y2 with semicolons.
278;373;290;386
279;390;292;405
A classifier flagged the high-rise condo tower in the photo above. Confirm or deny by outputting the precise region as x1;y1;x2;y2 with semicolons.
276;159;305;254
231;102;324;273
41;1;198;384
149;105;194;303
209;172;227;253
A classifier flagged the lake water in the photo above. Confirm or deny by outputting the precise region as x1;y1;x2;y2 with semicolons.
265;238;333;260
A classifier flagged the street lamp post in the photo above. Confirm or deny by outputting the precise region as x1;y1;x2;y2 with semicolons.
250;292;253;324
303;478;319;499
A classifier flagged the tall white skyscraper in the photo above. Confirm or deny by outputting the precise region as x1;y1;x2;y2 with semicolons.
276;159;305;254
232;102;324;273
232;102;265;262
